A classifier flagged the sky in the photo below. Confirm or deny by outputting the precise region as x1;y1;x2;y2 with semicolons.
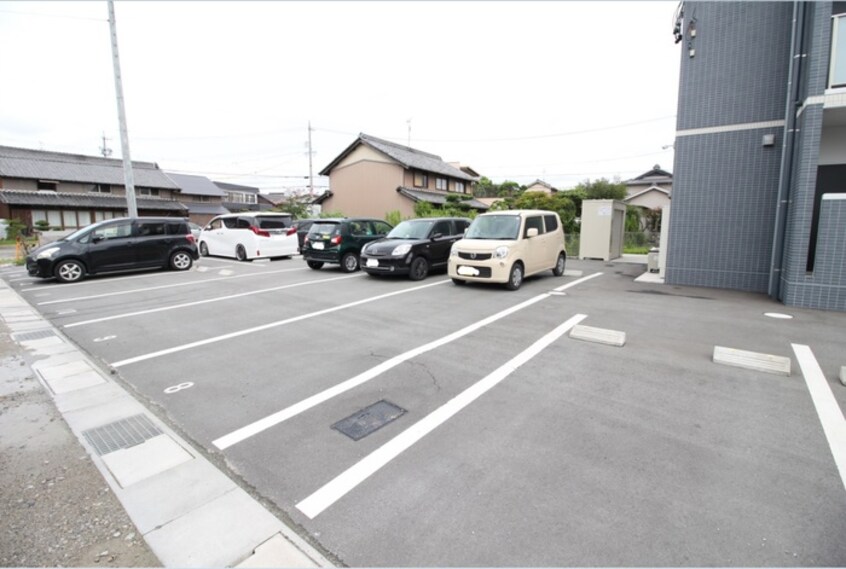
0;1;682;195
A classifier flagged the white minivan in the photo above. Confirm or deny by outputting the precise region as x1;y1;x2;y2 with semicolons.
447;210;567;290
199;212;298;261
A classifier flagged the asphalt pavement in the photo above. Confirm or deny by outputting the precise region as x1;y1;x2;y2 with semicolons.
0;260;335;568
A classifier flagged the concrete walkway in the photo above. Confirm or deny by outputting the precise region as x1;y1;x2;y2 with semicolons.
0;273;334;568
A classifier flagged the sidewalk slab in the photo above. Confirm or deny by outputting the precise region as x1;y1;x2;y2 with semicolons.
117;457;238;534
101;434;194;488
144;488;287;568
237;533;320;568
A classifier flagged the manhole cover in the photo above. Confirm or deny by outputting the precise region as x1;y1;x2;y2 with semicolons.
332;400;406;441
13;329;57;342
82;414;162;456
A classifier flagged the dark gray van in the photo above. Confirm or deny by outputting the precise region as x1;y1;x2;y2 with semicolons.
26;217;199;283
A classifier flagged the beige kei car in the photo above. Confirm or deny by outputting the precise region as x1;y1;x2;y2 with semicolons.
447;209;567;290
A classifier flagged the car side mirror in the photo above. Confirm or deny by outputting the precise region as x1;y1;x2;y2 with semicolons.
431;233;443;240
91;235;104;243
527;228;539;238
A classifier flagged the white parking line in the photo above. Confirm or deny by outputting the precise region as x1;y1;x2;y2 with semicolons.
64;274;361;328
110;279;451;368
36;266;310;305
212;271;603;450
296;312;588;519
792;344;846;493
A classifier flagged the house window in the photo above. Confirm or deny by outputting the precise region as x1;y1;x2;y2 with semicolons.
831;14;846;88
62;210;80;229
455;181;465;194
138;187;159;197
413;172;428;188
37;180;58;191
226;191;257;204
436;177;448;191
91;184;111;193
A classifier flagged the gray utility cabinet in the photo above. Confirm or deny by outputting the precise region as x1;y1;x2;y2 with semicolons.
578;199;626;261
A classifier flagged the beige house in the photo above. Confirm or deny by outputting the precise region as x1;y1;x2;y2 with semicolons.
623;165;672;210
524;179;558;194
316;133;488;218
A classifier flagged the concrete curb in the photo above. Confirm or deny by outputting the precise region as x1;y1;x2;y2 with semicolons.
0;277;334;568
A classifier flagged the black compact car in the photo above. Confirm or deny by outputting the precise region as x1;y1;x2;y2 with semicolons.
294;218;317;253
360;217;471;280
26;217;199;283
301;218;393;272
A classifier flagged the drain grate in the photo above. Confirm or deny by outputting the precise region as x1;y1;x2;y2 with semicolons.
332;400;406;441
82;414;162;456
13;329;58;342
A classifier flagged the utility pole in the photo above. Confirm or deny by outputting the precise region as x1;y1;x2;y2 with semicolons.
99;133;113;157
307;121;314;197
107;0;137;217
406;118;411;147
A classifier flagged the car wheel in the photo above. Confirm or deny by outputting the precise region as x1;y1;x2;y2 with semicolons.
199;242;209;257
505;262;524;291
235;244;249;262
451;278;466;286
341;252;359;273
307;260;324;270
54;259;85;283
170;251;193;271
552;252;566;276
409;256;429;281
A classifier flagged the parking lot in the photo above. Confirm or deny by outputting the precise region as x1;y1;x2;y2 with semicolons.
2;254;845;566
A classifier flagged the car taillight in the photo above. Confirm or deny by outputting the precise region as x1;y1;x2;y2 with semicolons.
330;235;342;245
286;227;297;236
186;234;196;244
250;226;271;238
304;236;310;244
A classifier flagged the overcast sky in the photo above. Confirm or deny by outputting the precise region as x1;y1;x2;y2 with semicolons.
0;1;681;194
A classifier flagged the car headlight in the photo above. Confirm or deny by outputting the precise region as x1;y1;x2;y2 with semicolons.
494;246;509;259
391;243;411;256
36;247;60;260
450;245;459;257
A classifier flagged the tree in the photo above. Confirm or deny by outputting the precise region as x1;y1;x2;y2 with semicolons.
272;191;312;219
565;177;627;217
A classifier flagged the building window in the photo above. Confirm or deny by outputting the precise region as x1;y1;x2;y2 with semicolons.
455;181;465;194
37;180;58;191
831;14;846;88
436;177;448;191
413;172;428;188
138;187;159;197
226;191;257;204
91;184;111;193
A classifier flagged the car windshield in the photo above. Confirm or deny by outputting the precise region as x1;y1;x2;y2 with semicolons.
308;222;339;238
386;220;434;240
256;216;291;229
62;222;109;242
465;215;521;240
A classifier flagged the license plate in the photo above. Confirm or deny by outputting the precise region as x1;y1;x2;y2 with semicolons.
366;258;379;268
312;242;324;250
457;265;480;276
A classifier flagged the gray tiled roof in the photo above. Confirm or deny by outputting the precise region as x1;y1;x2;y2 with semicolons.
320;134;477;182
166;172;227;197
214;181;260;194
397;187;490;210
0;146;179;189
0;189;189;212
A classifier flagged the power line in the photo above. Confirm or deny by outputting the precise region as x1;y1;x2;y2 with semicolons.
311;115;676;144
